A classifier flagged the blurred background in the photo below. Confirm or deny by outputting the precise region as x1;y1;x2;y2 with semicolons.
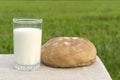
0;0;119;80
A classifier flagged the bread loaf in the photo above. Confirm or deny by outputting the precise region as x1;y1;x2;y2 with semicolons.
41;37;97;68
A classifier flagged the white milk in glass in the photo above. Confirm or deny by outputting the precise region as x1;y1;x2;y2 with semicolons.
14;28;42;65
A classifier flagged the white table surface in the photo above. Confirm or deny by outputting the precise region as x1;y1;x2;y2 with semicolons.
0;54;112;80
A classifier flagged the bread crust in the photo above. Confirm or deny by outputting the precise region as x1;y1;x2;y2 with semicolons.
41;37;97;68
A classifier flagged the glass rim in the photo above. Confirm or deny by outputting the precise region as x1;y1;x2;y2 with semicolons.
13;18;43;24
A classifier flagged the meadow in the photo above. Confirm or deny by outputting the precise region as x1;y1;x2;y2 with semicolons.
0;1;119;80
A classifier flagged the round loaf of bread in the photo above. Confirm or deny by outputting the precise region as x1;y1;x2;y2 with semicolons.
41;37;97;68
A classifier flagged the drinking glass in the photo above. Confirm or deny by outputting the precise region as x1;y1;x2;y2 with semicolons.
13;18;43;71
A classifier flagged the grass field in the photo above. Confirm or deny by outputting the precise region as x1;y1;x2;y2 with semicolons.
0;1;120;80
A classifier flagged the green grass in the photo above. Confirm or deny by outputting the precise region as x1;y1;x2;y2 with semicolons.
0;0;120;80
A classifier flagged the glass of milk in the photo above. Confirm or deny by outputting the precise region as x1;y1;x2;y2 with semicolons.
13;18;42;71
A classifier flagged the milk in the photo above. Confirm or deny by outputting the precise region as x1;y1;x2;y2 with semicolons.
14;28;42;65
